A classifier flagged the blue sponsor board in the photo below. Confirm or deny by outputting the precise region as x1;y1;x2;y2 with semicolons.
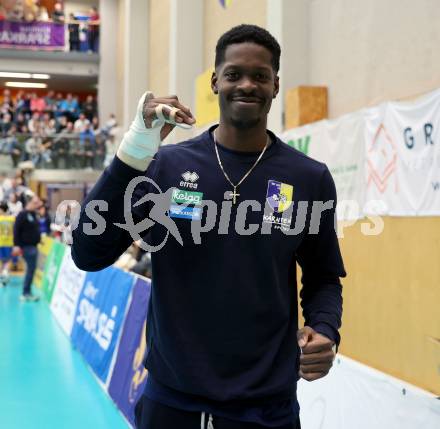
70;267;134;382
108;278;152;425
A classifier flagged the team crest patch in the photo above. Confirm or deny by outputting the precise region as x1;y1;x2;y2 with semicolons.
266;180;293;213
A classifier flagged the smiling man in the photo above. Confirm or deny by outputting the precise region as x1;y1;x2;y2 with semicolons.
72;24;346;429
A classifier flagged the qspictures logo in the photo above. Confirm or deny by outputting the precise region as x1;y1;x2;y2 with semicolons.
57;176;385;252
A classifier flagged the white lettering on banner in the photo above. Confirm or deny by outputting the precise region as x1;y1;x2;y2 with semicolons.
0;26;52;45
50;250;87;336
76;299;117;351
84;282;99;300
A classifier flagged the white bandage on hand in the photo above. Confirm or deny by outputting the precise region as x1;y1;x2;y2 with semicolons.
118;91;162;161
117;91;192;170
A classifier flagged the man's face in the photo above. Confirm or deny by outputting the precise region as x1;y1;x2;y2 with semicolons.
28;196;42;211
211;42;279;130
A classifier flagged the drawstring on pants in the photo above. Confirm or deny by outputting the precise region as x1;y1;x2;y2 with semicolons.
201;412;214;429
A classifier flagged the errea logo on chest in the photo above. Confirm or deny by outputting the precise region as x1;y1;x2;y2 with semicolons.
180;171;199;189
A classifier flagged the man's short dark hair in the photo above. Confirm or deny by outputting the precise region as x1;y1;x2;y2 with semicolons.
0;201;8;213
215;24;281;73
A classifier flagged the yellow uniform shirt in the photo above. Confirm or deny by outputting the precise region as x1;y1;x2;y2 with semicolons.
0;215;15;247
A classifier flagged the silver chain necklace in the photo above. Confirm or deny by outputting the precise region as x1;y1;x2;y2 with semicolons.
213;129;270;204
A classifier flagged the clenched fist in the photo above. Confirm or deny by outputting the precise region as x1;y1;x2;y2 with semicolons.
297;326;336;382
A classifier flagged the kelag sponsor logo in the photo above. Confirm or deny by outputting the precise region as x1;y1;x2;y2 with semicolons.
171;188;203;206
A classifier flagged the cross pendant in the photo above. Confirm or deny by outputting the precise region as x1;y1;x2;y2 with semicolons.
229;187;240;204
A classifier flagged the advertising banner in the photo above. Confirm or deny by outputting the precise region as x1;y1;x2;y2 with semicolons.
365;89;440;215
41;240;66;303
298;355;440;429
70;267;134;383
281;111;365;220
33;235;53;289
50;248;87;336
0;20;65;50
108;278;152;425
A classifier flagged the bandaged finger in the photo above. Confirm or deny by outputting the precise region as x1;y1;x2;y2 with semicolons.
118;91;163;160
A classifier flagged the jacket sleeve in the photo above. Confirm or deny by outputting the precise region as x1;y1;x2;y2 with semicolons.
13;212;24;247
71;156;156;271
296;166;346;346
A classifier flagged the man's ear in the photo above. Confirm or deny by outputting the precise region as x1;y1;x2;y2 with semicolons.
211;71;218;94
273;75;280;99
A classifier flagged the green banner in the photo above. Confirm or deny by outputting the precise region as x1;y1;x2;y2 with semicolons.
42;240;66;303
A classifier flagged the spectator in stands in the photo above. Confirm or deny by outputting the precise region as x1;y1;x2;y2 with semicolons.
37;203;51;235
1;89;11;103
87;6;100;53
101;113;117;135
0;201;14;287
59;93;78;121
23;93;32;116
28;112;40;133
1;174;13;199
23;0;39;22
0;173;6;200
55;115;68;133
52;125;71;169
0;94;13;117
44;90;56;114
13;194;42;302
51;1;64;23
94;133;106;170
30;92;46;114
24;122;44;166
39;5;49;21
58;122;75;168
44;118;57;137
74;112;90;133
68;13;80;52
0;89;103;170
40;138;52;167
15;169;27;188
82;95;97;121
80;122;95;169
91;115;99;132
19;124;29;137
10;127;25;168
2;123;17;156
40;112;51;133
14;91;28;117
14;112;26;130
7;192;22;217
0;113;12;136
